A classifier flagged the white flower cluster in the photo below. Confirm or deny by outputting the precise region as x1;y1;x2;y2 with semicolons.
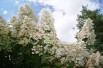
31;45;43;55
85;51;101;68
38;8;54;32
9;5;39;46
38;8;57;55
53;42;88;66
76;18;96;45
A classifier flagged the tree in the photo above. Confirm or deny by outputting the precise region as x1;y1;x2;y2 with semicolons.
38;8;60;67
8;4;42;68
0;16;12;68
76;18;101;68
38;8;57;45
77;6;103;52
77;6;99;30
76;18;96;50
0;16;11;51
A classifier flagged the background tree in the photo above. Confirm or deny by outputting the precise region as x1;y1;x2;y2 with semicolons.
77;6;103;53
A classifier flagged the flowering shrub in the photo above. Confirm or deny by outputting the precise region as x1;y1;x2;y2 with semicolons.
0;4;102;68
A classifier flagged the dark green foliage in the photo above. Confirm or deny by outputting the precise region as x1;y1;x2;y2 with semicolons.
0;43;42;68
77;6;99;30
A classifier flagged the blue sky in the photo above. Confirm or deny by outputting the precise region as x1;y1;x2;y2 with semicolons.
0;0;103;43
0;0;101;21
0;0;44;20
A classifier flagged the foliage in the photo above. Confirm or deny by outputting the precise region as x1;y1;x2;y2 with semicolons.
77;6;99;30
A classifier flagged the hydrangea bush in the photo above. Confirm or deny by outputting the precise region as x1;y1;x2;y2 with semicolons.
0;4;102;68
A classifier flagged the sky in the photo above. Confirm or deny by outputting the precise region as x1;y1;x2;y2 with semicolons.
0;0;103;43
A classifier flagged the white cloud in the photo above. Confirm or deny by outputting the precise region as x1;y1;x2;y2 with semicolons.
3;10;8;15
15;1;20;5
28;0;100;43
14;0;21;6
